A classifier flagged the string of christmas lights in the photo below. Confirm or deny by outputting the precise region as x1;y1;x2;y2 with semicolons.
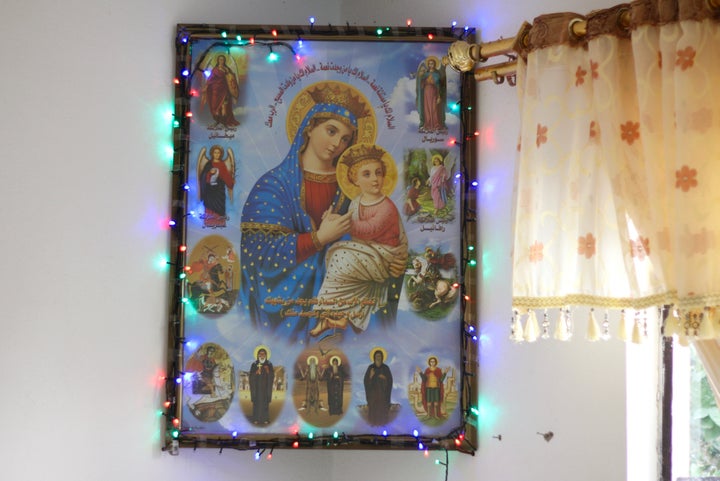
160;20;481;467
175;19;475;46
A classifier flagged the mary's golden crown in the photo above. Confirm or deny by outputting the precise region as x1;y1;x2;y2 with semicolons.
308;84;371;119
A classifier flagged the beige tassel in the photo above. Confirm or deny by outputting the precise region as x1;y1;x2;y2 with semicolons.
710;307;720;334
663;312;680;338
510;311;524;343
524;310;540;342
586;309;601;341
617;309;629;341
672;308;690;345
554;309;570;341
713;308;720;337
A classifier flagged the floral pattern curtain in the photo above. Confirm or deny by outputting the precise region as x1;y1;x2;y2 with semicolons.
511;0;720;398
512;0;720;341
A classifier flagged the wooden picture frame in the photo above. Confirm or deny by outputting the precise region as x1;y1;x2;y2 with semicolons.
164;23;478;455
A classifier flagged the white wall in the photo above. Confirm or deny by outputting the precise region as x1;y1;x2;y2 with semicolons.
0;0;654;480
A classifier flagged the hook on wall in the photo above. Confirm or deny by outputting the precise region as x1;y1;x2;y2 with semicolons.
537;431;554;442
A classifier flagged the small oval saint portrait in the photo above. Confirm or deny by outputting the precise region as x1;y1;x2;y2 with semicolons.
184;342;235;422
359;347;400;427
238;345;286;426
408;355;458;425
186;234;240;314
404;246;459;318
291;347;351;427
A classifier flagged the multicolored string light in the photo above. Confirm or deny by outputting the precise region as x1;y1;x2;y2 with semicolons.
160;20;480;466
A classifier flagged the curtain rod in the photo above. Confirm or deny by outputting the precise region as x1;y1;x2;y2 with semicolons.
441;8;638;83
446;0;720;83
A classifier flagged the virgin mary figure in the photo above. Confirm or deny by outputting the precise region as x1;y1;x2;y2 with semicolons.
240;81;376;342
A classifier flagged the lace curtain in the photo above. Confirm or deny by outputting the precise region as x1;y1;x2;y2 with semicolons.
511;0;720;393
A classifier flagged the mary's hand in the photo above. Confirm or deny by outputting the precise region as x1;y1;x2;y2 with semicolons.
316;211;351;247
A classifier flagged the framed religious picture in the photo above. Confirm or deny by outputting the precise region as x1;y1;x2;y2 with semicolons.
163;23;479;455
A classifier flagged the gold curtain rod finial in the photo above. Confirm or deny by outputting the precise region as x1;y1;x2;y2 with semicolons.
443;21;531;82
445;40;482;72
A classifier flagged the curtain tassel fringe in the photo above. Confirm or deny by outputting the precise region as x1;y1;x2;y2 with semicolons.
524;310;540;342
510;310;525;343
554;309;571;341
631;319;644;344
697;307;717;339
617;309;629;341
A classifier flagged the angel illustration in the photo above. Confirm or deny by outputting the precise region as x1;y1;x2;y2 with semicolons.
199;52;246;129
416;56;447;133
426;151;455;217
197;145;235;228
